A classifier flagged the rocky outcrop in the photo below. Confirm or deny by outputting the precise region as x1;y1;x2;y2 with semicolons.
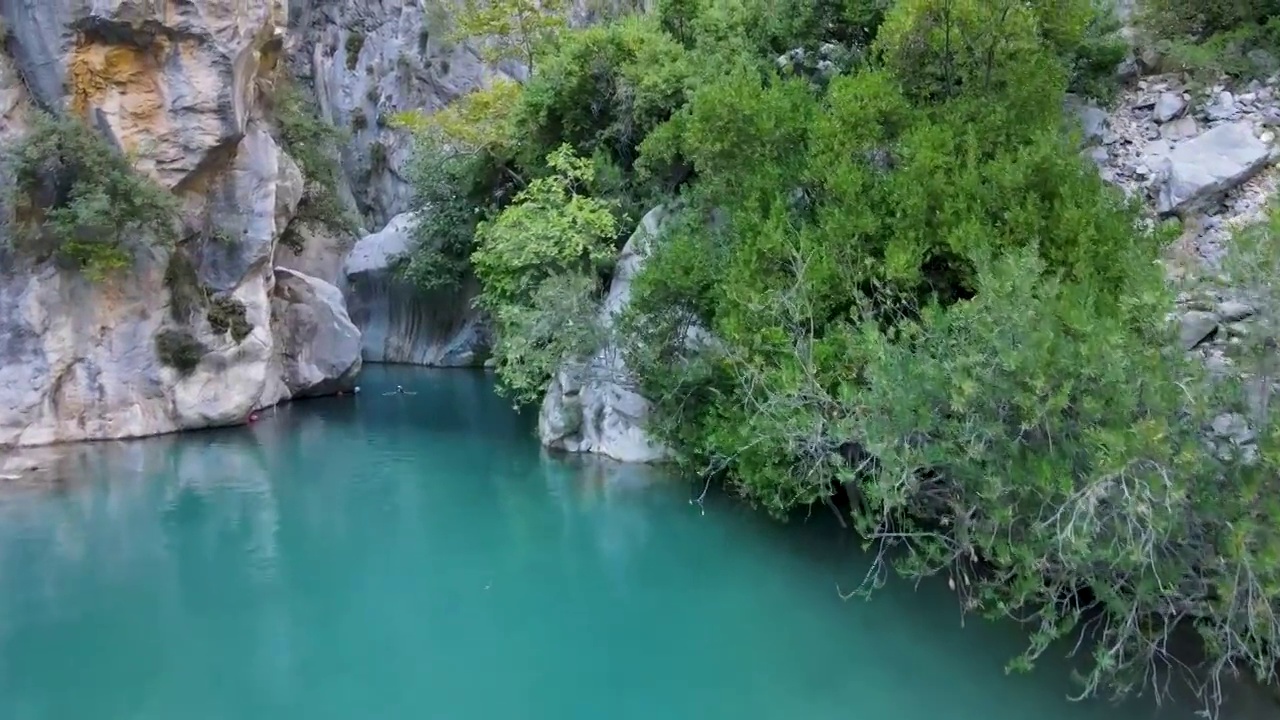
290;0;515;228
1082;76;1280;266
0;1;367;448
343;212;489;366
1083;72;1280;465
3;0;287;189
1154;122;1273;216
270;268;363;398
538;207;671;464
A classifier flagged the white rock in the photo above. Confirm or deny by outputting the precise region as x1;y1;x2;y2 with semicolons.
271;268;363;397
539;207;674;464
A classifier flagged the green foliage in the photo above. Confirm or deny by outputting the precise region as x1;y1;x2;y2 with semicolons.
4;112;178;281
490;272;609;404
207;295;253;343
392;78;524;155
1139;0;1280;79
473;144;618;310
273;74;356;244
472;145;618;400
397;134;509;293
1141;0;1280;39
154;328;208;376
510;17;695;215
452;0;569;70
1154;16;1280;79
848;249;1252;699
400;0;1280;706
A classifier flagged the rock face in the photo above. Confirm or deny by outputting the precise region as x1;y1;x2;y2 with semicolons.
538;207;671;464
343;212;489;366
0;1;367;448
3;0;287;189
291;0;515;229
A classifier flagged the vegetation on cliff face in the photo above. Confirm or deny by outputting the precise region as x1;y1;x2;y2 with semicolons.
1139;0;1280;78
403;0;1280;709
272;74;357;251
2;112;178;280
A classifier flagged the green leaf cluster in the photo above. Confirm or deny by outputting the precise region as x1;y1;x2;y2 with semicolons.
470;144;619;402
4;112;179;281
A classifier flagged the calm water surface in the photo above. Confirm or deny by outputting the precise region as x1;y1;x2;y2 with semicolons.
0;367;1242;719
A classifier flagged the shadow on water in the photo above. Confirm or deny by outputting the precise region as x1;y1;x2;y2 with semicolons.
0;365;1274;719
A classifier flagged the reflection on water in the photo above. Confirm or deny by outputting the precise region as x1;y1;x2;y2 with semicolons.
0;366;1270;720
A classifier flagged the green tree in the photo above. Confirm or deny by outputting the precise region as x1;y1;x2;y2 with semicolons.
473;143;617;310
4;112;179;281
396;133;513;293
472;144;619;402
453;0;569;72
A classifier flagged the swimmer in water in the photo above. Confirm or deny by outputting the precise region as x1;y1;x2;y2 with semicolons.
383;385;418;396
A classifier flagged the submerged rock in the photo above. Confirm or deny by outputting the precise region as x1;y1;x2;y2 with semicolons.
343;212;489;366
539;207;672;464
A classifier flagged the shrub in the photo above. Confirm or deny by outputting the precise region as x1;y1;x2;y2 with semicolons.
207;295;253;343
472;144;619;401
489;272;608;404
451;0;569;70
1138;0;1280;79
1141;0;1280;39
154;328;208;376
397;134;510;293
1154;16;1280;78
4;112;178;281
163;249;207;323
472;144;618;311
509;18;694;180
345;32;366;70
612;0;1236;704
392;78;524;156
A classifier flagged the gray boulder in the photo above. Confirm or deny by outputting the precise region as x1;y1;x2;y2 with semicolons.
271;268;362;398
1153;91;1187;123
1155;122;1273;216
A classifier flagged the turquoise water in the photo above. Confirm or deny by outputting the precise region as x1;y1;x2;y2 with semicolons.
0;366;1240;719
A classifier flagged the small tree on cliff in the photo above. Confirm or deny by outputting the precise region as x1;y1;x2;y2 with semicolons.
3;112;178;280
452;0;570;73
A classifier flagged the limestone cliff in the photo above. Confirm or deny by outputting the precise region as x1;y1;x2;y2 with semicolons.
280;0;509;367
289;0;514;228
343;212;490;366
0;1;361;447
